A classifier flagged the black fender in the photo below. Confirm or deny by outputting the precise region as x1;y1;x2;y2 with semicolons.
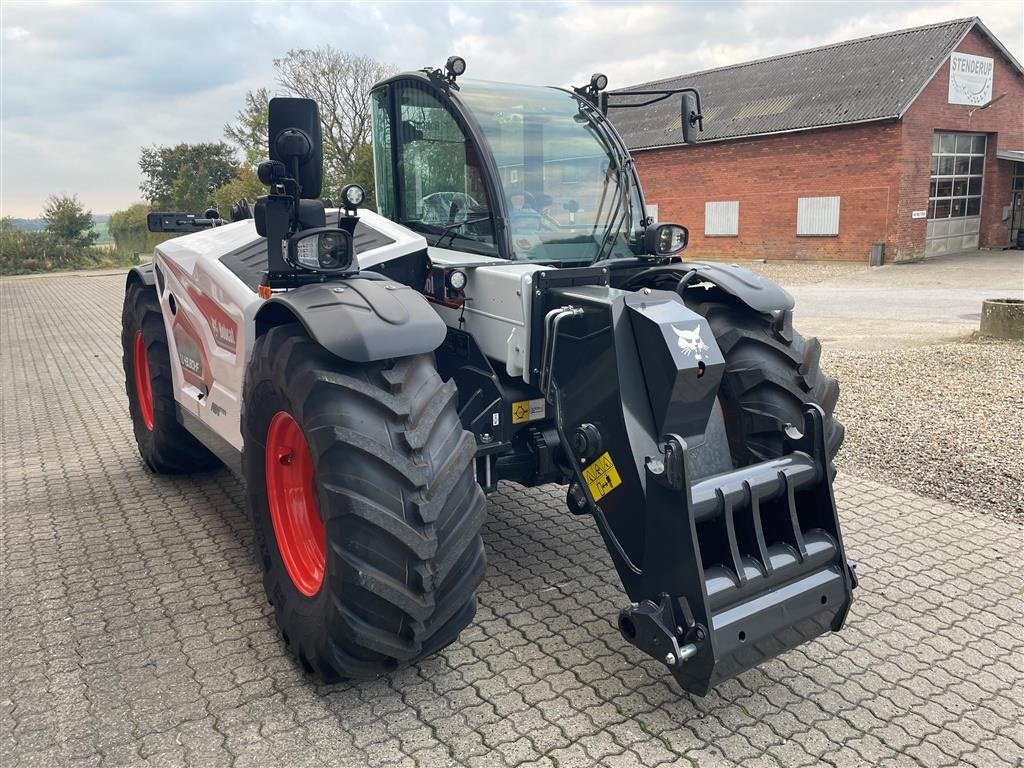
255;278;447;362
126;262;156;288
623;261;794;314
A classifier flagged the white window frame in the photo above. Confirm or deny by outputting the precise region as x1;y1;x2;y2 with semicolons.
705;201;739;237
797;196;841;236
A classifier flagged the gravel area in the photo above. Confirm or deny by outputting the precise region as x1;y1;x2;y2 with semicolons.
740;259;870;285
826;335;1023;522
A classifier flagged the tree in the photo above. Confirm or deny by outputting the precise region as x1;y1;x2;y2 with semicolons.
224;48;395;199
108;203;154;254
42;194;98;248
108;202;182;259
224;88;270;167
212;166;267;218
139;142;238;209
348;142;378;211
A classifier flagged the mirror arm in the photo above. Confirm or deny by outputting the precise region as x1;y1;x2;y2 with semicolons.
602;87;704;131
282;157;302;232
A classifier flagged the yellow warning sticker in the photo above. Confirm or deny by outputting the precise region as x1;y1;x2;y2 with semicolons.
511;398;545;425
582;451;622;502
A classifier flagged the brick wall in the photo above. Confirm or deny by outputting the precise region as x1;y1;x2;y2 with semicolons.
894;27;1024;260
632;122;901;261
631;25;1023;262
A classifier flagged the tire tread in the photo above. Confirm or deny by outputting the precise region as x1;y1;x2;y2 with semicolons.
242;324;486;682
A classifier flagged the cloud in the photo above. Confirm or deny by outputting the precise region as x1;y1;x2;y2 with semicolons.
4;25;29;41
1;0;1020;217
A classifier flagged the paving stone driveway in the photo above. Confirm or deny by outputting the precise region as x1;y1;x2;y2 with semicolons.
1;272;1022;768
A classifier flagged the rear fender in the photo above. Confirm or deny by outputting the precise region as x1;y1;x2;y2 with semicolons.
127;263;156;288
255;278;446;362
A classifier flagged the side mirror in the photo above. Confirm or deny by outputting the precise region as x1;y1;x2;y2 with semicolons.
681;93;700;145
644;223;688;256
268;97;323;199
286;227;355;274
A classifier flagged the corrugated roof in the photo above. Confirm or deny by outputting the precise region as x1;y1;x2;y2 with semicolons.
610;17;1012;151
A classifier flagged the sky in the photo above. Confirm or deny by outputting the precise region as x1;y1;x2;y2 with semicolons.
1;0;1021;218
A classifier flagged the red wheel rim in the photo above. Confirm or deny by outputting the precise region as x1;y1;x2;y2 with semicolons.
133;330;155;431
265;411;325;597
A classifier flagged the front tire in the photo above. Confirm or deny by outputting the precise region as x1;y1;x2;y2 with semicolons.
688;296;845;468
242;324;486;681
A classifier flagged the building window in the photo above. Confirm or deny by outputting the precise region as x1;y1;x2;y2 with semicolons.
797;196;840;236
929;133;985;220
705;201;739;236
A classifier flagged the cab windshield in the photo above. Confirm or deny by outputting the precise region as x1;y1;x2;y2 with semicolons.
455;79;644;263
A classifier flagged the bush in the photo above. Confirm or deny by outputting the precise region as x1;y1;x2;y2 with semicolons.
43;194;99;249
212;167;266;219
0;218;107;275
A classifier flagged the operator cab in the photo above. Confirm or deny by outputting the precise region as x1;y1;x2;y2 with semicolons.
370;68;652;265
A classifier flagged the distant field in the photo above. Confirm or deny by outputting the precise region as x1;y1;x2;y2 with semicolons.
90;217;113;244
9;215;114;244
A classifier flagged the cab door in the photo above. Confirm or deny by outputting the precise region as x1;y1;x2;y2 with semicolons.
370;78;500;257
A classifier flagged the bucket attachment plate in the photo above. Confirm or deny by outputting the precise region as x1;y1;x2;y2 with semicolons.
618;405;855;695
539;283;854;696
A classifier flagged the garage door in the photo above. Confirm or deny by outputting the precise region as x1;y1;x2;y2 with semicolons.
927;133;986;256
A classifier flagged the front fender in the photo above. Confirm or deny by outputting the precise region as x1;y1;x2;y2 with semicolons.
627;262;794;314
255;278;446;362
678;261;793;312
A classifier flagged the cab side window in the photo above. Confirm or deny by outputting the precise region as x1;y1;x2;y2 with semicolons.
371;89;396;221
390;82;496;252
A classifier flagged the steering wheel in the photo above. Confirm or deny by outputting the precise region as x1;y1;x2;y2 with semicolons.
449;196;465;223
510;209;542;232
538;213;562;232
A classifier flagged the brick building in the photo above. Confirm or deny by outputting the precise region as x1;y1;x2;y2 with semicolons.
612;18;1024;262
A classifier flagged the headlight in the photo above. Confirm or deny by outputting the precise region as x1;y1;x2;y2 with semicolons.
644;223;689;256
317;233;347;269
287;227;354;273
319;232;341;253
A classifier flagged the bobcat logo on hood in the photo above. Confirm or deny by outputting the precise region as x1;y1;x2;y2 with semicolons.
672;325;710;361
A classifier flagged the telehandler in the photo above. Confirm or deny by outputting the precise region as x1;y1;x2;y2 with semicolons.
122;57;854;695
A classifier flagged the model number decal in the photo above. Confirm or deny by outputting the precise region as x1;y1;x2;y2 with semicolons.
179;353;202;374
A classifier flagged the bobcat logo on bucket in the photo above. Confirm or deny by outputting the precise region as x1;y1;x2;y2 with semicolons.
672;325;710;361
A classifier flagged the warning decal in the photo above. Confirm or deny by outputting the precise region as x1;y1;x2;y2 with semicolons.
582;451;622;502
512;398;546;425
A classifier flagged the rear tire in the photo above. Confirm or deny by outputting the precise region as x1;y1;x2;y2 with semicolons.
242;324;487;681
686;295;844;468
121;280;220;473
